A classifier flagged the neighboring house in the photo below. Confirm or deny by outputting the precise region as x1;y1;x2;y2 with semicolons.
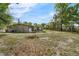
6;24;43;33
0;28;5;32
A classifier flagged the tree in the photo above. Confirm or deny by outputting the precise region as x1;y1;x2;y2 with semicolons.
65;4;79;31
55;3;69;31
0;3;12;28
34;23;38;27
28;22;32;26
23;21;28;25
50;3;79;32
23;22;32;26
41;23;46;29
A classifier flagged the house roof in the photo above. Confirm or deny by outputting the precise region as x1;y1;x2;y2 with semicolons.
7;24;42;29
8;24;34;28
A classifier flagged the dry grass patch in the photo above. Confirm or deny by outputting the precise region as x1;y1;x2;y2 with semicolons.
0;31;79;56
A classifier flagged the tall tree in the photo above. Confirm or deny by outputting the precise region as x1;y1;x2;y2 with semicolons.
0;3;12;28
41;23;46;29
28;22;32;26
55;3;69;31
52;3;79;32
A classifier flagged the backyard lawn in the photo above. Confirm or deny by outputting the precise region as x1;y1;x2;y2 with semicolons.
0;31;79;56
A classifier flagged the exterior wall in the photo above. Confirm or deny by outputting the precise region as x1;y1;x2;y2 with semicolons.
14;25;30;32
7;25;43;33
7;25;34;33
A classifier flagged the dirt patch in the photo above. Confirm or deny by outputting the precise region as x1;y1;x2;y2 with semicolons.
58;38;73;48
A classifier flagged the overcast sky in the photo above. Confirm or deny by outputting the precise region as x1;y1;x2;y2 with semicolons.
9;3;55;24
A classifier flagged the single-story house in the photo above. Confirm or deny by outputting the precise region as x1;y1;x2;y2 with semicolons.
6;24;43;33
0;28;5;32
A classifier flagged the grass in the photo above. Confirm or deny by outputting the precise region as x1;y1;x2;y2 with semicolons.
0;31;79;56
0;34;7;38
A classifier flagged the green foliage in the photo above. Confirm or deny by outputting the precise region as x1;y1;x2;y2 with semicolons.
49;3;79;32
0;3;12;28
23;22;32;26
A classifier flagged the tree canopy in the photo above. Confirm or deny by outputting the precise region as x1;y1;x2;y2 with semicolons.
0;3;12;28
49;3;79;32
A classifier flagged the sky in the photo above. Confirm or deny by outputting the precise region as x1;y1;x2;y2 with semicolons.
8;3;55;24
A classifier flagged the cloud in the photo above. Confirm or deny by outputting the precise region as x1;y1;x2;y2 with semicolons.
9;3;38;18
8;3;54;23
22;11;55;24
35;11;55;20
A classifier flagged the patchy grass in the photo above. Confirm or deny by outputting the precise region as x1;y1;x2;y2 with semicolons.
26;35;39;39
0;34;7;38
0;31;79;56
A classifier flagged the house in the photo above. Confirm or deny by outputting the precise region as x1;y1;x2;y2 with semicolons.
0;28;5;32
6;24;43;33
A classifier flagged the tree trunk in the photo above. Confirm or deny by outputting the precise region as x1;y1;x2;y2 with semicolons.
60;23;62;31
60;20;62;31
